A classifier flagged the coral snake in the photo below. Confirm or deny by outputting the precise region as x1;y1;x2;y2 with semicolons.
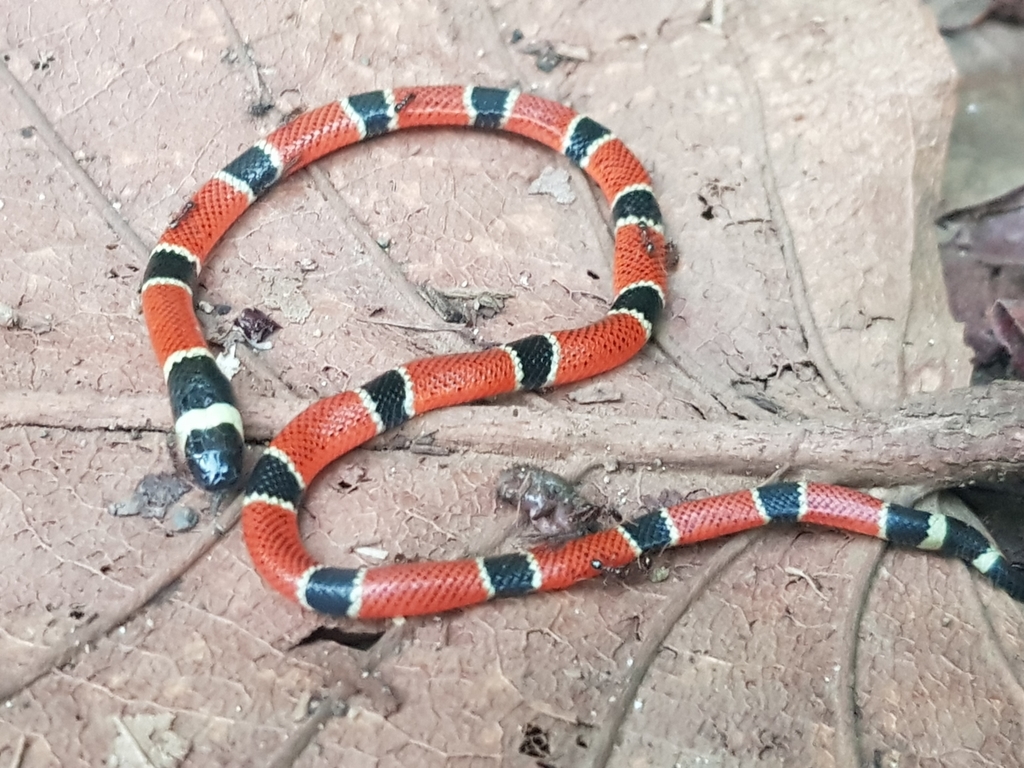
141;85;1024;618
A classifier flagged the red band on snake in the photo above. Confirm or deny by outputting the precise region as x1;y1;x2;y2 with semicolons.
142;85;1023;618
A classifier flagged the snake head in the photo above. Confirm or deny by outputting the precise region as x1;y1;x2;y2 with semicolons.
182;421;244;490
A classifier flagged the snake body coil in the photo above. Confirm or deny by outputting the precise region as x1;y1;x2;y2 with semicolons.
142;85;1023;618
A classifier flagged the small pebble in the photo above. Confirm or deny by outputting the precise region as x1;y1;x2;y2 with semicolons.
167;505;200;533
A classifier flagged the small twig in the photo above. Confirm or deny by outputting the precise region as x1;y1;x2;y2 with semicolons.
262;698;341;768
356;317;466;334
784;566;829;602
433;288;514;301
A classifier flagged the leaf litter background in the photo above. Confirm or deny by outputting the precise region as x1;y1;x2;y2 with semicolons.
2;1;1024;766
